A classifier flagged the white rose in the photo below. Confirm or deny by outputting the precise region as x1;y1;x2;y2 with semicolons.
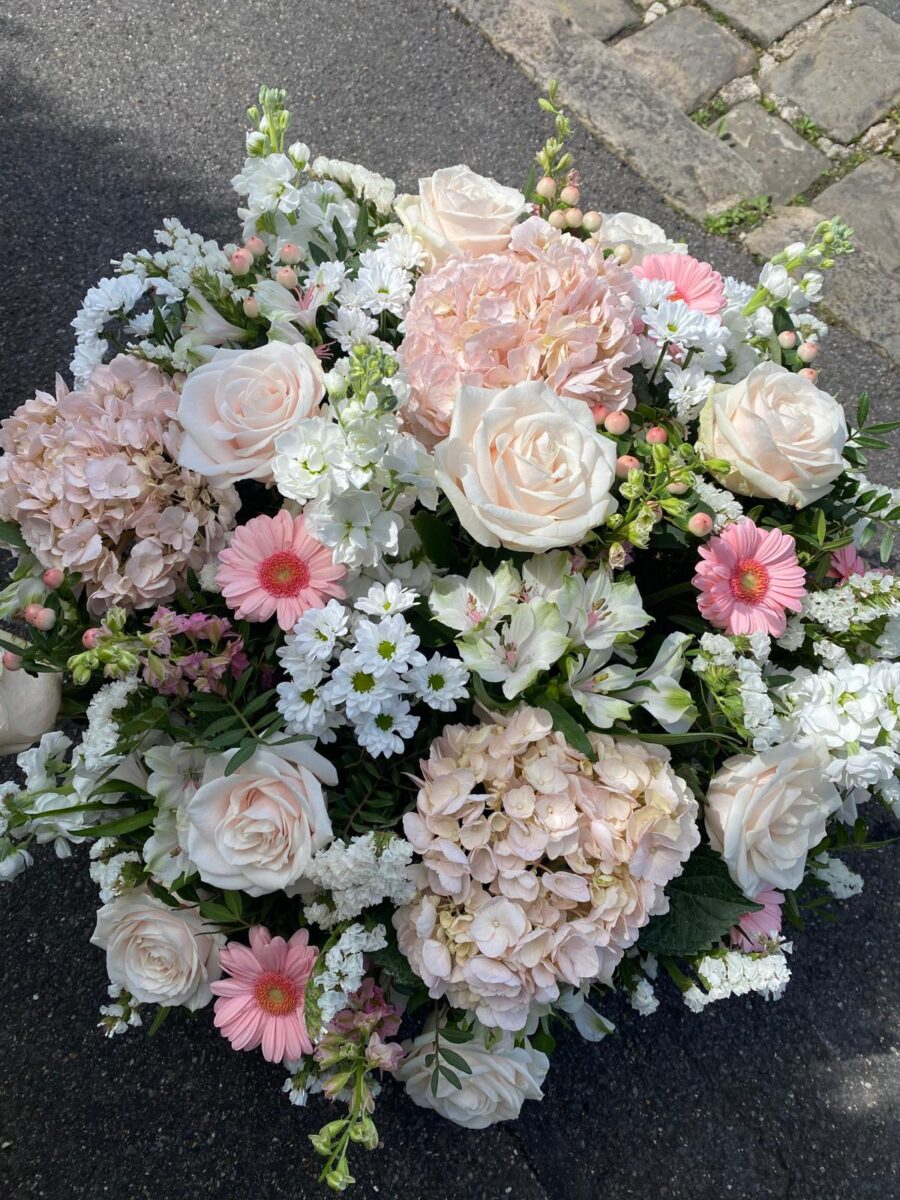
434;381;618;553
0;666;62;755
90;887;222;1010
176;341;325;485
394;165;527;268
396;1028;548;1129
185;741;336;896
698;362;848;508
598;211;687;264
705;740;841;895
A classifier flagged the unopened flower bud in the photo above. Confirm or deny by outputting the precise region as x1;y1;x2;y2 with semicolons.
2;651;21;671
245;131;266;154
559;185;580;207
582;210;603;233
82;628;102;650
244;235;266;258
688;512;714;537
646;426;668;445
547;209;568;230
797;341;818;363
242;296;260;319
42;568;64;590
565;207;584;229
229;248;253;276
535;176;557;200
616;454;640;479
275;266;298;289
604;411;631;436
279;242;302;264
777;330;797;349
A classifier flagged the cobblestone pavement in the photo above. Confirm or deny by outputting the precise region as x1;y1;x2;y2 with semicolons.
0;3;899;1200
449;0;900;363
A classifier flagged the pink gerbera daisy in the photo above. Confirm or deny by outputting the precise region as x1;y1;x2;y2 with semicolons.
215;509;345;631
211;926;317;1063
633;252;726;316
693;519;806;637
826;543;868;583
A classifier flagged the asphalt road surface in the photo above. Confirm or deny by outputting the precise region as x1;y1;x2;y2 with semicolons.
1;4;898;1199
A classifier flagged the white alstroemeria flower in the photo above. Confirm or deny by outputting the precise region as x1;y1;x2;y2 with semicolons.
620;633;698;733
458;600;570;699
175;289;252;360
429;562;522;634
568;571;651;655
252;278;323;341
521;552;581;614
566;649;637;729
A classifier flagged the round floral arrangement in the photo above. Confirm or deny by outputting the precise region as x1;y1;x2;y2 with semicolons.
1;85;898;1191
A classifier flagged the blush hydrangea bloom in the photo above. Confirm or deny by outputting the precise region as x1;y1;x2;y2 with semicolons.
211;926;317;1063
216;508;346;630
693;519;807;637
0;355;238;614
633;252;725;315
399;216;640;445
393;705;699;1031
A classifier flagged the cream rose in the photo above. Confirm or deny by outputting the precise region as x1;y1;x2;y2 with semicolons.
697;361;847;508
394;164;527;268
434;381;618;552
0;666;62;755
176;341;325;485
91;887;222;1010
705;740;841;896
396;1027;548;1129
598;211;687;264
185;741;336;896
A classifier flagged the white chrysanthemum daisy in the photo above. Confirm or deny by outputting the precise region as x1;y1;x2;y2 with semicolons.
355;580;419;617
352;699;419;757
405;653;470;711
279;599;349;668
323;649;406;719
353;614;424;675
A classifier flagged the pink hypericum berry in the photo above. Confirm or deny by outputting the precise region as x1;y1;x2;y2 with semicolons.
591;403;610;424
22;603;42;624
777;330;797;349
565;207;584;229
242;296;260;319
797;341;819;363
687;512;714;537
559;185;580;207
2;651;22;671
646;426;668;445
278;242;302;265
30;607;56;631
604;411;631;436
42;568;64;589
616;454;640;478
798;367;818;382
547;209;568;230
244;235;266;258
82;628;102;650
275;266;298;289
229;248;253;275
582;211;603;233
535;176;557;200
667;481;689;495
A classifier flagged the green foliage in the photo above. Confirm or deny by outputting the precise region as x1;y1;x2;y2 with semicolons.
704;196;771;236
639;846;761;958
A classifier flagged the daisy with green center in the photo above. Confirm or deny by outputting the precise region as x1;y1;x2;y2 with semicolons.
354;614;425;675
353;700;419;757
405;653;470;712
323;648;405;720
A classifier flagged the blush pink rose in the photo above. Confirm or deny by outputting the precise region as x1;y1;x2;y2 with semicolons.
177;341;325;485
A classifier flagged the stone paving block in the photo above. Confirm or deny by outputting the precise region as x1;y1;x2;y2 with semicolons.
706;0;829;46
451;0;766;215
766;8;900;143
815;157;900;272
720;100;829;202
614;7;757;111
744;204;822;259
554;0;638;41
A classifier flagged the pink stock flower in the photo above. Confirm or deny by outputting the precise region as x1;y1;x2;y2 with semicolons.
731;888;784;951
827;544;868;583
211;926;317;1063
633;252;725;315
216;509;345;631
399;216;640;445
693;519;806;637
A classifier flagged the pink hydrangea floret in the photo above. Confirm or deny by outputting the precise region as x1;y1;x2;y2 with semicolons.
399;216;641;445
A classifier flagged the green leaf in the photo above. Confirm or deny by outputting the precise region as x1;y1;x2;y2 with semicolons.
438;1065;462;1089
0;520;27;550
439;1047;472;1075
412;511;456;570
638;845;761;958
147;1006;171;1037
223;739;258;776
856;392;870;429
539;697;597;761
772;307;794;335
77;809;156;839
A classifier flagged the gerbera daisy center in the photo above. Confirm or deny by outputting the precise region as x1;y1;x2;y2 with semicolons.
258;550;310;598
253;970;300;1016
730;558;770;604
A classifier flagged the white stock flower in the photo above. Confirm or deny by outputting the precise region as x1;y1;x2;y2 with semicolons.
396;1028;548;1129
